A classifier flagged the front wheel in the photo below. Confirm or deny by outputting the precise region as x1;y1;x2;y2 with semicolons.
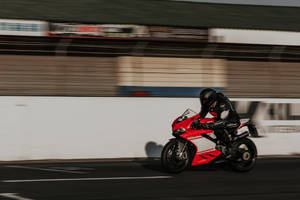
229;138;257;172
161;139;190;173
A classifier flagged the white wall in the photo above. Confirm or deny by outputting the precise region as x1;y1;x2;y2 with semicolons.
210;28;300;46
0;97;199;161
0;97;299;161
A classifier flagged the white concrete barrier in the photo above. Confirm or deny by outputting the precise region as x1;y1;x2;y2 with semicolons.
0;97;299;161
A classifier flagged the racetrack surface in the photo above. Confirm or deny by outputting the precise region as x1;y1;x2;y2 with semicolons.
0;158;300;200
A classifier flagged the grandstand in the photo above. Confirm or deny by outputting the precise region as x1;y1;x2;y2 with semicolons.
1;0;300;97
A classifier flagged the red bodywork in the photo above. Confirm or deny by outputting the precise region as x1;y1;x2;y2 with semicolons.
172;114;222;166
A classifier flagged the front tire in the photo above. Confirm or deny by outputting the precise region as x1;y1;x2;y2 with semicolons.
229;138;257;172
161;139;190;173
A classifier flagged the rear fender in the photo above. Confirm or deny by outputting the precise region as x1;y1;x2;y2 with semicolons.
234;131;249;140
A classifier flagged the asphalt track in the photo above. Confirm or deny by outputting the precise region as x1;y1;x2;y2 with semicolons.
0;158;300;200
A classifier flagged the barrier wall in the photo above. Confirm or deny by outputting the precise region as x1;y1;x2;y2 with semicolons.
0;97;299;161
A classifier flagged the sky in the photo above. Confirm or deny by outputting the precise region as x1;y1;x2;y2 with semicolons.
172;0;300;7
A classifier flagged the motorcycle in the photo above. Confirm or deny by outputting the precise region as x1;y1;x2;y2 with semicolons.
161;109;257;173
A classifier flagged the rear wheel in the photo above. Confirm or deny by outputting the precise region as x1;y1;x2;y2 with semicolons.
229;138;257;172
161;139;190;173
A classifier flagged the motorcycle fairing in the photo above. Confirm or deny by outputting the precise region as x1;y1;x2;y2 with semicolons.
181;130;221;166
172;115;222;166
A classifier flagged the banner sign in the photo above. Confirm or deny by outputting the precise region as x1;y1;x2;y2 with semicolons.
49;23;208;41
49;23;148;38
0;19;48;36
147;26;208;41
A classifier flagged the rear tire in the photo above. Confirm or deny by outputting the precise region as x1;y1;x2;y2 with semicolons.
229;138;257;172
161;139;190;173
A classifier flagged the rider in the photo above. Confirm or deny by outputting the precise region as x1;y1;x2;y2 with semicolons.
196;88;240;146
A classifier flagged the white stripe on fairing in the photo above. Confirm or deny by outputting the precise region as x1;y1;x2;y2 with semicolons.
189;136;203;140
3;176;173;183
4;165;87;174
189;139;215;153
191;134;216;153
197;148;215;154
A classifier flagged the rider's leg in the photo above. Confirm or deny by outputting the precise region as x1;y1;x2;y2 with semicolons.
247;121;259;137
214;129;230;145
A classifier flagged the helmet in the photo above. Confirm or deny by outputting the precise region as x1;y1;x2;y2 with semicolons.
199;88;217;108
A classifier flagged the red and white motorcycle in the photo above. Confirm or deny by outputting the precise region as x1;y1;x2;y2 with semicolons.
161;109;257;173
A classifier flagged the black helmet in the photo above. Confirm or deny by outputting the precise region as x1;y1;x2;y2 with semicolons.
199;88;217;108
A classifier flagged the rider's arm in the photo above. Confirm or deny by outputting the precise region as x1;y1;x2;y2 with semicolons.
203;114;227;130
201;103;236;130
199;107;209;118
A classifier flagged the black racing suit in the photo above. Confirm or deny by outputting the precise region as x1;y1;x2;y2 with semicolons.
198;93;240;145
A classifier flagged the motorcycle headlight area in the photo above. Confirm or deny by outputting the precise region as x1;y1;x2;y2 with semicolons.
177;116;187;122
173;128;186;136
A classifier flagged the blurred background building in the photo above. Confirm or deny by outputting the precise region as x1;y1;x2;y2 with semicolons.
1;0;300;98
